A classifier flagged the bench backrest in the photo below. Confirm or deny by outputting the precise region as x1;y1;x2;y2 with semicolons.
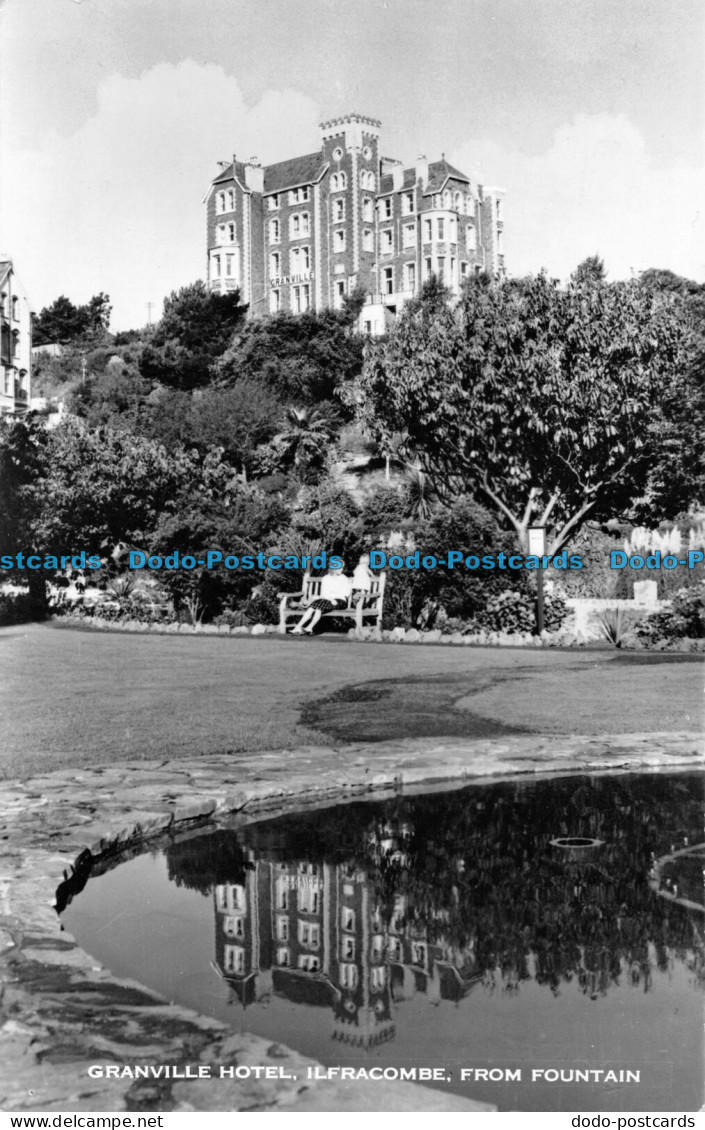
301;571;386;605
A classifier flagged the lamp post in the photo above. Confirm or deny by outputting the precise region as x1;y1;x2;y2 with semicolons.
528;526;546;635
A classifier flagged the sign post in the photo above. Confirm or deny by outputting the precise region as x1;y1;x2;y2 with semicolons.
528;526;546;636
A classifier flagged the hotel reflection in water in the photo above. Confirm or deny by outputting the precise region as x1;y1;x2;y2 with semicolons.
211;820;480;1048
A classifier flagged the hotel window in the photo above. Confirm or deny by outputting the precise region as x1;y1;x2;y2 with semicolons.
412;943;427;965
268;193;280;210
270;288;280;314
335;280;346;308
387;937;402;961
382;266;394;295
341;936;356;960
0;292;7;317
404;262;416;291
11;297;19;321
424;257;432;278
401;191;414;215
380;197;392;220
340;964;358;989
290;212;310;239
360;170;375;190
224;916;244;938
460;261;468;280
424;218;432;242
433;194;441;209
381;229;393;255
227;222;236;243
11;331;18;360
225;255;235;277
334;228;346;253
226;189;235;211
299;921;320;948
269;251;281;277
497;230;504;253
275;879;289;910
277;947;290;966
443;190;452;207
289;186;310;204
216;191;226;214
371;935;384;961
276;915;289;941
341;907;355;931
403;224;415;249
269;218;281;244
333;197;346;222
290;246;310;273
330;172;347;191
496;198;502;220
454;191;462;211
437;218;445;240
298;884;319;913
362;228;374;252
362;196;374;222
437;256;446;280
466;224;477;251
466;195;475;216
216;224;226;245
212;254;221;277
298;954;320;972
223;945;245;974
371;966;386;989
292;284;311;313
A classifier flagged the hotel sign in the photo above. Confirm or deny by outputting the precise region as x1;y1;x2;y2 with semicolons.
270;270;315;287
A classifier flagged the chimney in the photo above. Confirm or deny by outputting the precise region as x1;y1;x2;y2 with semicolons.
244;158;264;193
416;155;428;187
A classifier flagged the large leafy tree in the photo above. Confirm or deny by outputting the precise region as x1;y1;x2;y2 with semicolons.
215;307;363;409
345;273;691;552
33;418;194;554
33;293;112;346
140;281;248;390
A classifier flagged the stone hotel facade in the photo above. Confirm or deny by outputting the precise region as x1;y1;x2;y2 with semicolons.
205;113;505;332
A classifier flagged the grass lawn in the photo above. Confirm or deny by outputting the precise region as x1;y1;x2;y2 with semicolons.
1;622;702;780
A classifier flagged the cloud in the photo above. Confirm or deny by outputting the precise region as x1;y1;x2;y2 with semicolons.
3;84;703;332
2;61;319;327
452;113;704;283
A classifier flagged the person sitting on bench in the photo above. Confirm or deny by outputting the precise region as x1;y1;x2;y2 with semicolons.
290;564;352;634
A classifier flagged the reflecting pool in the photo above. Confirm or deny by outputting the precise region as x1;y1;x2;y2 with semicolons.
61;771;704;1112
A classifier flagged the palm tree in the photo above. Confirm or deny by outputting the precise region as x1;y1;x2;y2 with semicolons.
272;406;335;477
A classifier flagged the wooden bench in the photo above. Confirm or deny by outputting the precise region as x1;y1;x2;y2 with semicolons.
278;571;386;634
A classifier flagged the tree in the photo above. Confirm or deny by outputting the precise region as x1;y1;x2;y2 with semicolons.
0;415;51;603
215;307;363;409
571;255;606;285
140;281;248;390
261;405;337;481
33;293;112;345
33;418;194;554
344;273;691;552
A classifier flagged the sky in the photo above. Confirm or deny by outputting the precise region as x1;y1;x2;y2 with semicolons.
0;0;703;329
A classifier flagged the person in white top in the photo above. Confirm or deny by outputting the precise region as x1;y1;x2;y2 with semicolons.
291;565;352;634
351;552;375;606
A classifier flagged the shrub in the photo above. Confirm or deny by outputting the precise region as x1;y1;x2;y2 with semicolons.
595;607;641;648
637;582;705;644
214;609;251;628
480;590;568;635
0;592;46;626
242;581;281;625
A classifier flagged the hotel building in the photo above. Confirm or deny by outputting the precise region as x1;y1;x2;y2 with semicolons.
205;113;505;333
